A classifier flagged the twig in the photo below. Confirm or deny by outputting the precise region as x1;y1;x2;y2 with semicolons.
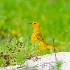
53;38;57;61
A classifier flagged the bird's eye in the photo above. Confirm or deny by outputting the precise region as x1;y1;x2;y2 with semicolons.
34;23;36;24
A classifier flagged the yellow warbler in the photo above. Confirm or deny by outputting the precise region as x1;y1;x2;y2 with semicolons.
29;22;59;52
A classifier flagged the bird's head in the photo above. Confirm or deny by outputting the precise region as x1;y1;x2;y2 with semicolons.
29;22;39;28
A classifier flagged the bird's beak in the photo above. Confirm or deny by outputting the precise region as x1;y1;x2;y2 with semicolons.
29;23;32;24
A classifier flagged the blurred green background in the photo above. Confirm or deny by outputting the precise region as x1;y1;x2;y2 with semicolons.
0;0;70;51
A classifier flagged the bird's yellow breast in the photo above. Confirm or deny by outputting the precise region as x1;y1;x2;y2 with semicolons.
31;28;40;43
31;33;37;43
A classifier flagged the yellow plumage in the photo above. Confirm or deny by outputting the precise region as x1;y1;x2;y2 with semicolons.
31;22;40;43
30;22;59;52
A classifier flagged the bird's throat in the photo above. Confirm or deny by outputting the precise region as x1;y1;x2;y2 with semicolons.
33;27;40;33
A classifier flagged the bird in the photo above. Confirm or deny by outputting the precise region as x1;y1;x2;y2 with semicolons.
29;22;59;52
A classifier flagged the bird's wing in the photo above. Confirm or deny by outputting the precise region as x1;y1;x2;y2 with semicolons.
36;33;60;51
36;33;49;45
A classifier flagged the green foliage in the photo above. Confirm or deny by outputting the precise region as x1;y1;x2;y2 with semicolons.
50;60;63;70
0;37;38;66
